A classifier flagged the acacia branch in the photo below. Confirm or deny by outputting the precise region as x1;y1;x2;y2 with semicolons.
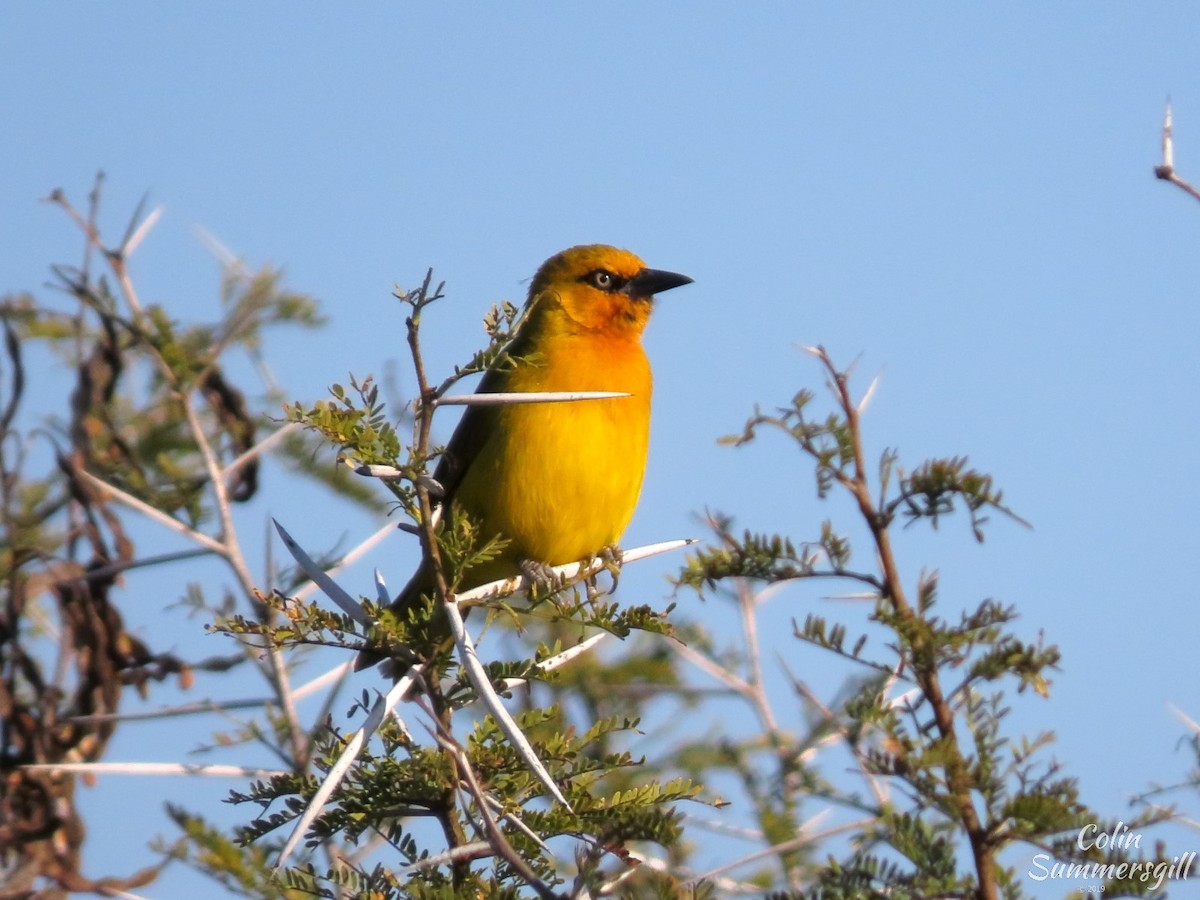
811;346;997;900
51;189;309;768
400;272;474;874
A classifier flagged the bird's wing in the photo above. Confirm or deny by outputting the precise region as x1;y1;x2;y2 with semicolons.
375;364;507;627
427;304;541;505
427;362;508;507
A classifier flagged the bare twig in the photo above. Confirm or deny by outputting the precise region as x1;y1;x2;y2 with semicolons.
1155;101;1200;203
179;393;307;766
52;192;309;769
72;467;226;555
56;547;216;584
224;421;300;481
738;580;779;735
23;762;286;778
672;637;752;696
691;814;873;884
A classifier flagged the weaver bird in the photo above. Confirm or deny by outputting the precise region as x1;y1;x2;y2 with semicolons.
359;244;692;670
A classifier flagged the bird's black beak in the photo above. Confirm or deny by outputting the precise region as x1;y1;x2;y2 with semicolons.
625;267;693;299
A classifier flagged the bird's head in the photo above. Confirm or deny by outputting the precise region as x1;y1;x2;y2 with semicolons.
526;244;692;338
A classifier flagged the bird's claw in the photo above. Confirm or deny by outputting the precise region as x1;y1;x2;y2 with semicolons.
520;559;566;599
598;543;623;567
595;543;624;594
521;545;624;604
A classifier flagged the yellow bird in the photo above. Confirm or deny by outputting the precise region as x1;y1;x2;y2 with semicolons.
360;244;692;669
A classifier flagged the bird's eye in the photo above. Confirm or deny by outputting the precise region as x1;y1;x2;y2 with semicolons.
587;269;618;291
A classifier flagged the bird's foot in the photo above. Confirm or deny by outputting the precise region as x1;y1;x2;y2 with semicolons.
520;558;567;600
598;543;624;570
589;543;624;598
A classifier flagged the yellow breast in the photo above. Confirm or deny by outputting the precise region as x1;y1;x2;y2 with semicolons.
452;330;652;574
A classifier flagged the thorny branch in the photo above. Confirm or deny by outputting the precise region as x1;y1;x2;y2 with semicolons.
811;345;997;900
0;176;336;895
46;184;309;767
399;273;477;875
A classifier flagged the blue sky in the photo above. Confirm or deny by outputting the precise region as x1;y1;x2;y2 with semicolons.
5;5;1200;896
